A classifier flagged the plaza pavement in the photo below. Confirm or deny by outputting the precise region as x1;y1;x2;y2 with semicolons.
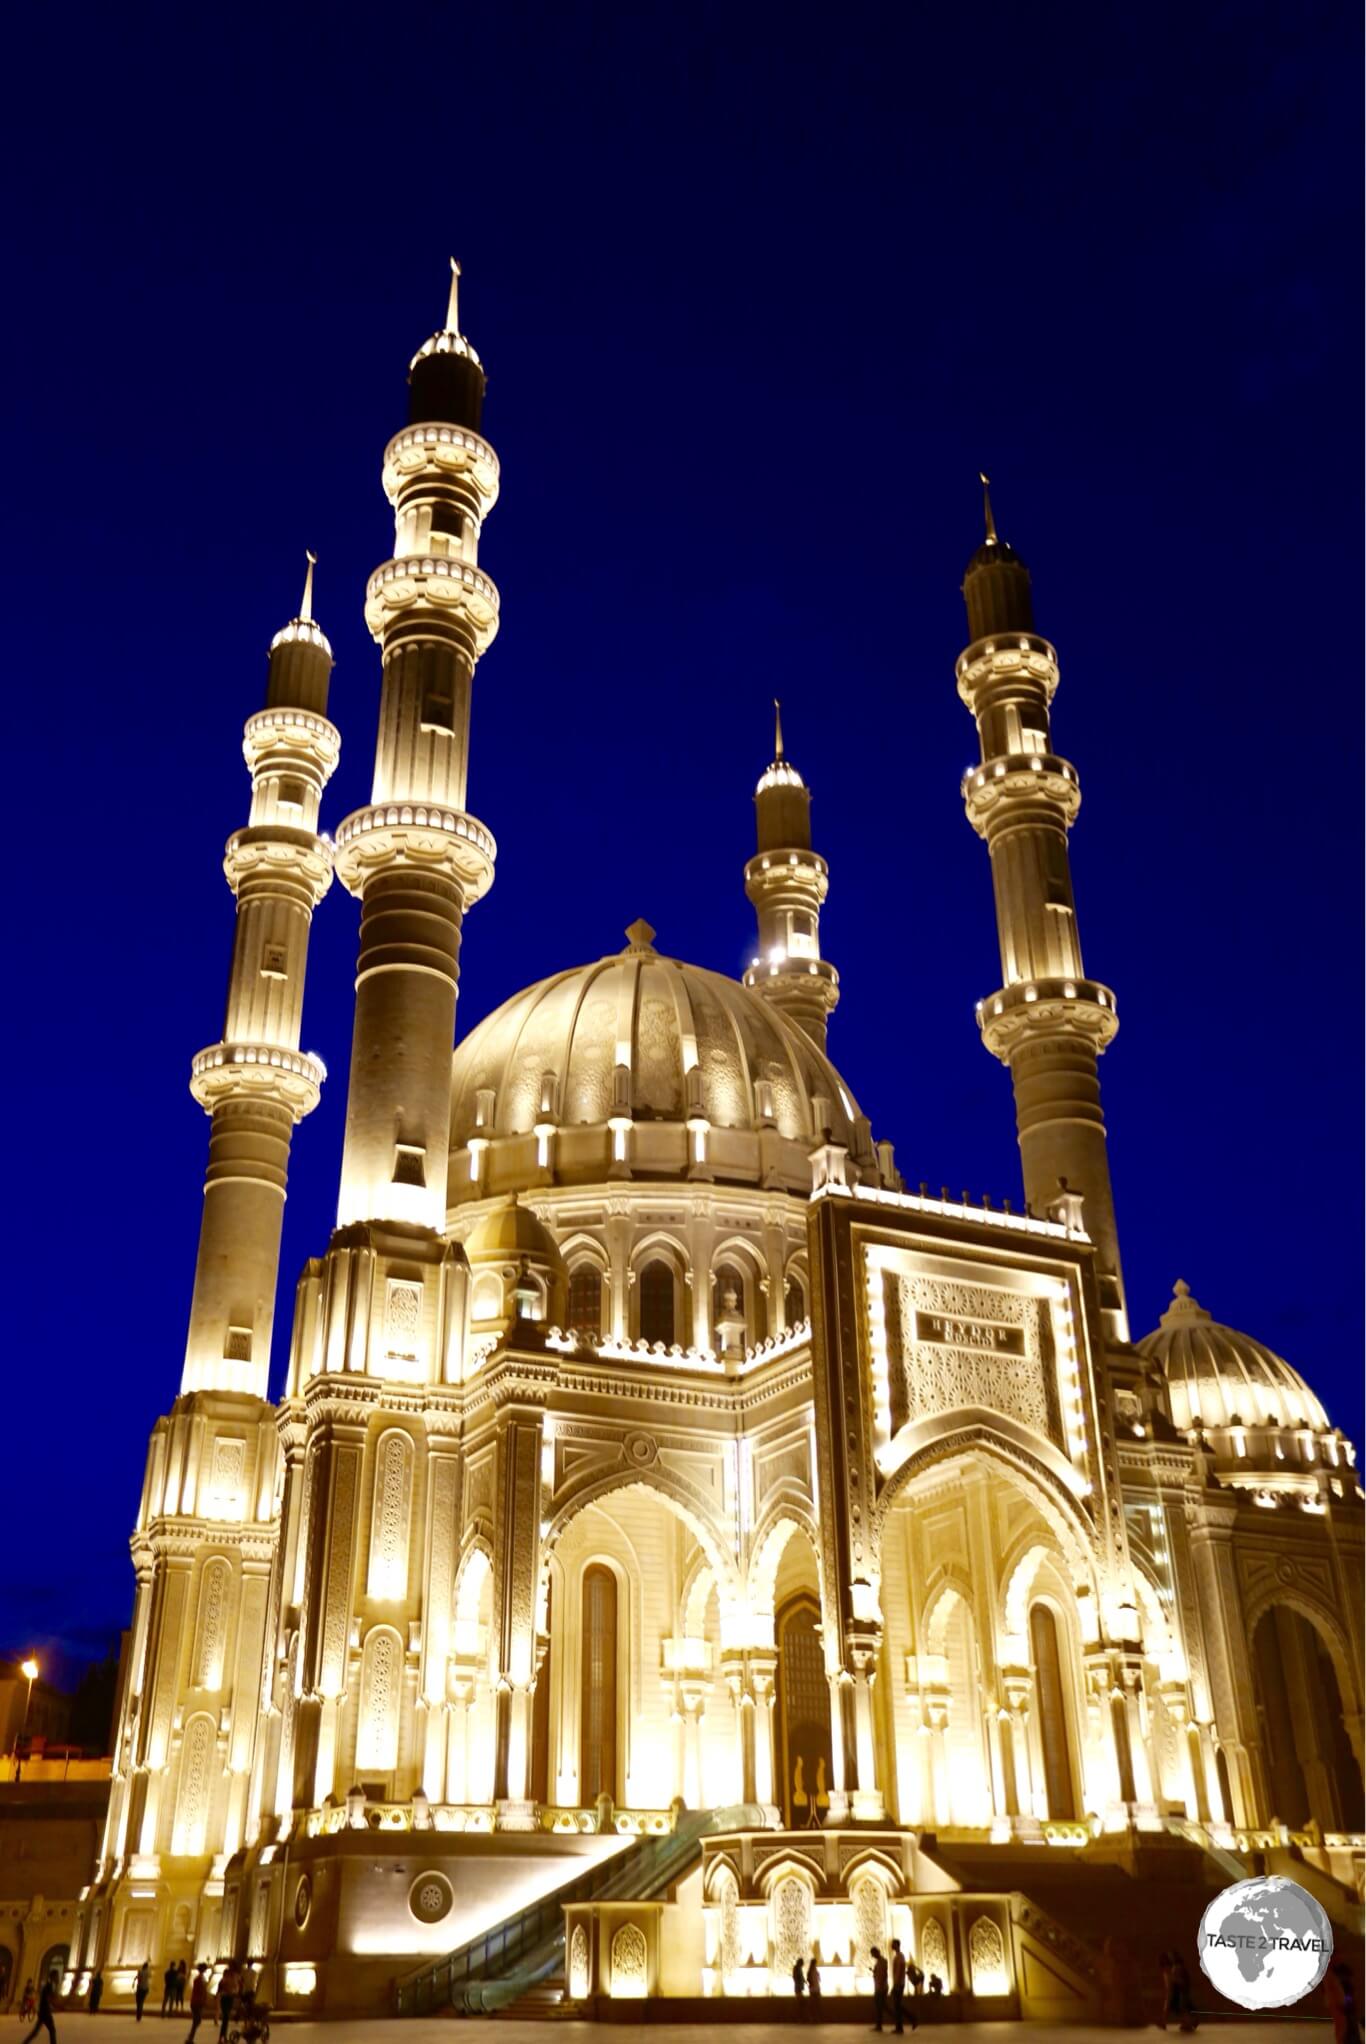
32;2015;1329;2044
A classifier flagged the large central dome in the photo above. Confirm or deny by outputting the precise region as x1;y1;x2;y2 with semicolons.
448;923;873;1202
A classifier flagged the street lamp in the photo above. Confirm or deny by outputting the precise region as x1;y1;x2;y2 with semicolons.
15;1657;39;1757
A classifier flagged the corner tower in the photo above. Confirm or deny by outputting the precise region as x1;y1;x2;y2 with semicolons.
957;479;1126;1332
181;557;339;1396
743;702;839;1052
333;262;501;1230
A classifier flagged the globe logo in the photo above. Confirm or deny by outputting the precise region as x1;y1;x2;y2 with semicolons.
1198;1876;1333;2010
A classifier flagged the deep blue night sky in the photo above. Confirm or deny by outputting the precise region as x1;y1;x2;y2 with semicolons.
5;3;1360;1679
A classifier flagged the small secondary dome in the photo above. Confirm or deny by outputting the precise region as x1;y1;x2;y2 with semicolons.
463;1196;564;1267
449;928;869;1202
1137;1279;1330;1433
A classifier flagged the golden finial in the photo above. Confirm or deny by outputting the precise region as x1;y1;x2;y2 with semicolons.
446;257;462;335
773;697;785;760
980;471;998;545
300;549;317;623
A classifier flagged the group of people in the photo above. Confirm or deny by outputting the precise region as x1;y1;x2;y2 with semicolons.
791;1936;925;2030
14;1959;269;2044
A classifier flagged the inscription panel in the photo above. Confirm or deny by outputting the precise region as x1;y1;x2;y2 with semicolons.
876;1261;1063;1450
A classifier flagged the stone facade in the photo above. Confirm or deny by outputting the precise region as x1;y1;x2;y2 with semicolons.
69;276;1363;2015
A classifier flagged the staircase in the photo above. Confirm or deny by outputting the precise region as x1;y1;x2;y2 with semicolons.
396;1807;732;2016
926;1823;1363;2020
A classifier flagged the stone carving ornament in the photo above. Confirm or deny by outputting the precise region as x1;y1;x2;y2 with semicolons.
193;1559;231;1690
409;1874;453;1924
882;1272;1058;1446
852;1874;888;1976
367;1432;414;1598
773;1876;812;1976
610;1921;647;1993
568;1923;590;1998
919;1915;948;1983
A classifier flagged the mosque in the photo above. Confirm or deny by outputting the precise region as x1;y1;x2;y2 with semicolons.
70;271;1363;2016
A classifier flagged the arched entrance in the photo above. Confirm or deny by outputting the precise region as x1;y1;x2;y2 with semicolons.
1252;1604;1363;1830
775;1593;831;1827
1030;1602;1079;1819
541;1479;737;1811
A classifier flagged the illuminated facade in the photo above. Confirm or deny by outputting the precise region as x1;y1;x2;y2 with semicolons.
71;276;1363;2016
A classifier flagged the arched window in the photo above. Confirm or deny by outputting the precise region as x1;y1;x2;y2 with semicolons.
783;1272;806;1325
1030;1602;1078;1819
470;1270;503;1321
638;1260;675;1346
580;1565;618;1801
567;1266;604;1340
712;1263;747;1343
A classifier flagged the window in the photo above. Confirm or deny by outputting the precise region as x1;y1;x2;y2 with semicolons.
567;1266;604;1340
712;1263;747;1343
784;1273;806;1325
638;1260;675;1346
392;1143;426;1188
276;777;306;811
580;1566;618;1802
421;684;455;733
261;943;288;979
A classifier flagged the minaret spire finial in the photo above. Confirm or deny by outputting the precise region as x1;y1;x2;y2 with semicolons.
774;697;784;760
446;257;462;335
980;471;998;545
300;548;317;624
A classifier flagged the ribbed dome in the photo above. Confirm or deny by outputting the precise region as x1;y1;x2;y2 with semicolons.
463;1196;564;1267
448;925;867;1198
1137;1280;1329;1433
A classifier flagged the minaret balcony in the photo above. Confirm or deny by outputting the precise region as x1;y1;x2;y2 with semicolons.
333;801;496;903
956;632;1059;710
242;707;341;780
975;977;1119;1062
744;955;839;1006
364;555;500;650
223;827;334;905
743;848;829;897
190;1040;326;1118
962;752;1081;834
382;423;500;512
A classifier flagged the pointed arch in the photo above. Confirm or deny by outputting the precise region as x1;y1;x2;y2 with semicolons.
544;1469;739;1603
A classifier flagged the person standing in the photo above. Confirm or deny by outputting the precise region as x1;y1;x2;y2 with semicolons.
792;1956;806;2012
88;1972;104;2015
175;1963;188;2013
890;1939;908;2034
1170;1953;1197;2033
184;1967;209;2044
135;1963;151;2023
161;1963;177;2018
21;1974;58;2044
807;1957;822;2009
871;1946;889;2032
216;1963;240;2044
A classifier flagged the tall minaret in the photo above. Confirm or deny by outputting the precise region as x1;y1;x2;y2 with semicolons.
333;262;500;1231
743;701;840;1052
957;478;1127;1333
181;558;339;1397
